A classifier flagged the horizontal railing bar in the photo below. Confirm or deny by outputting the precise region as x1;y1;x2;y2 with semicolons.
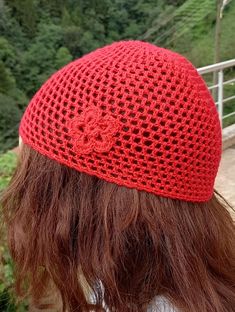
223;95;235;103
223;111;235;119
197;59;235;74
208;84;218;90
215;94;235;105
223;77;235;85
205;78;235;90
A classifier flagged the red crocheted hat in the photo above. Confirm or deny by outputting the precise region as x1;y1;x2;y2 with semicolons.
19;40;222;202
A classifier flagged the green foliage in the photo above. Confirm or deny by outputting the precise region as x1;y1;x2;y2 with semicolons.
0;62;15;94
0;1;26;48
0;151;17;191
0;37;16;66
182;0;235;67
0;94;21;153
19;22;64;95
0;37;16;94
62;25;82;56
55;47;73;68
143;0;216;47
5;0;37;37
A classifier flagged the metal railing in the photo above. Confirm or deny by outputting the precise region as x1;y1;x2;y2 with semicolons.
197;59;235;125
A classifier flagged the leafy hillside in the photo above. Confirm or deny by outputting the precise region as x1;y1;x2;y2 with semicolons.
182;0;235;66
143;0;216;47
0;0;235;154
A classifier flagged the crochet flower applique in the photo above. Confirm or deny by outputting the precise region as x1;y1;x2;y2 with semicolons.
70;106;120;154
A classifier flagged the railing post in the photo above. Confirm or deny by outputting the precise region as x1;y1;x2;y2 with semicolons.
218;69;223;125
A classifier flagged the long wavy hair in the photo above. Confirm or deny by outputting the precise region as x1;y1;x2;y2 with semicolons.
2;144;235;312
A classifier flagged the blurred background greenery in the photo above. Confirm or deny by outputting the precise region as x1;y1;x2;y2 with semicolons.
0;0;235;310
0;0;235;154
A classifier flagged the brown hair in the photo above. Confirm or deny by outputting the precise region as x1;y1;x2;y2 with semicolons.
2;144;235;312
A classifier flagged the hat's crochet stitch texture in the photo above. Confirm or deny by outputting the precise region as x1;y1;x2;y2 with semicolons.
19;40;222;202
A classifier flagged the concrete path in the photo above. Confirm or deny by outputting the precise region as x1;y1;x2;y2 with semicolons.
215;145;235;207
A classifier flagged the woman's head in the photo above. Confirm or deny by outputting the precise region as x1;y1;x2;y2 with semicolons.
1;41;235;311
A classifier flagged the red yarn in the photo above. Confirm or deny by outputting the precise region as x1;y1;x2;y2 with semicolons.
19;40;222;202
70;106;120;154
